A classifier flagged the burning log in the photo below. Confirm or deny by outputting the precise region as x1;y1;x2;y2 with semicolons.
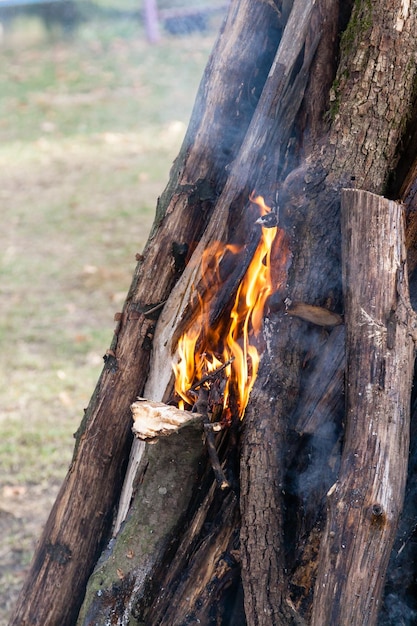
10;1;417;625
311;190;416;625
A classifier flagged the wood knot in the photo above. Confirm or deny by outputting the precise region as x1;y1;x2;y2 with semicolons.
372;503;383;516
370;503;386;528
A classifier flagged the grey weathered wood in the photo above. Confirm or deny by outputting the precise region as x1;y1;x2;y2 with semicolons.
311;189;416;626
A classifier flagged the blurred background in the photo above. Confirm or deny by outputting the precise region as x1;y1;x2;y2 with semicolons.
0;1;226;619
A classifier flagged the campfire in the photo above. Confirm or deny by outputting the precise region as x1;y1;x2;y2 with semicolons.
127;193;290;493
172;193;289;421
12;2;417;624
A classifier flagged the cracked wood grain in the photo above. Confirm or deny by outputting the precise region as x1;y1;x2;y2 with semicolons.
311;189;416;626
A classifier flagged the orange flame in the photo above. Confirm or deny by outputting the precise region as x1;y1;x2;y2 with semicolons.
173;194;288;419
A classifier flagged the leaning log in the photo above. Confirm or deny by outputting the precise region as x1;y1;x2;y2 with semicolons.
311;189;416;625
9;3;283;624
76;400;205;626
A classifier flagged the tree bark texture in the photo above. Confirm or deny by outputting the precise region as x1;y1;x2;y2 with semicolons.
311;189;416;625
10;1;417;625
240;315;306;626
76;415;204;626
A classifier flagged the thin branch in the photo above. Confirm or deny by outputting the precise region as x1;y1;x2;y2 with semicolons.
193;386;230;490
188;357;235;392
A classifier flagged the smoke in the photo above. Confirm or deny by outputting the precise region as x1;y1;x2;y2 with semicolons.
379;594;417;626
296;419;341;504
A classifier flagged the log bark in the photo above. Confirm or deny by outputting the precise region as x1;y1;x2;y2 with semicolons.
240;315;306;626
311;189;416;625
9;3;283;625
76;413;204;626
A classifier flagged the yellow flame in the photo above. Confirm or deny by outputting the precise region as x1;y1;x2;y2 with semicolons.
173;194;287;419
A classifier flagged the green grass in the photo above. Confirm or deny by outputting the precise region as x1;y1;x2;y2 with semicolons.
0;16;216;487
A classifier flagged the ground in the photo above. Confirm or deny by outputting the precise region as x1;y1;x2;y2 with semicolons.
0;12;216;622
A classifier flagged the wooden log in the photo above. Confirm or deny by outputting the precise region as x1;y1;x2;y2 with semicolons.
9;3;283;624
240;315;307;626
144;490;242;625
76;411;205;626
311;189;416;625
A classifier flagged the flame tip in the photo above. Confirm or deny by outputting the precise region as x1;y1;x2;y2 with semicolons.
173;193;288;420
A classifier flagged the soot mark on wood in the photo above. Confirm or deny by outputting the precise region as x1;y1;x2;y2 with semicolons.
45;542;72;566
